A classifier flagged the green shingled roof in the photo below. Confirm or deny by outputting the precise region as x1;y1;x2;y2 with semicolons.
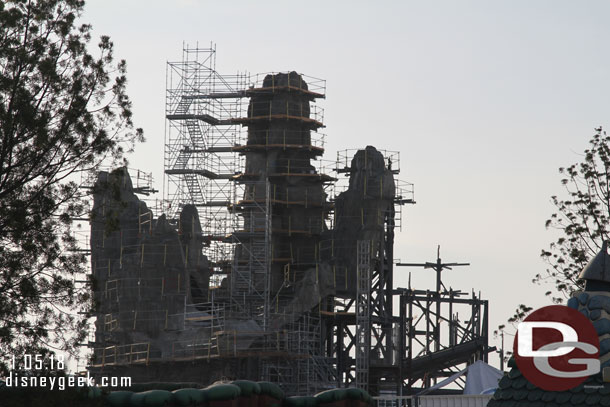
488;364;610;407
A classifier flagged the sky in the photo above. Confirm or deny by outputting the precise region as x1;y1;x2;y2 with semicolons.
81;0;610;369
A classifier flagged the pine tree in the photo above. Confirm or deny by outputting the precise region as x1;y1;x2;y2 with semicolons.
0;0;143;365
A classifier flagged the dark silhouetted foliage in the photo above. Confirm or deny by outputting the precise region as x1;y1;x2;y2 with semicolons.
0;0;142;367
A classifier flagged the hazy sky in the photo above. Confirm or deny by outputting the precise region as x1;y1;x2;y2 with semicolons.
82;0;610;368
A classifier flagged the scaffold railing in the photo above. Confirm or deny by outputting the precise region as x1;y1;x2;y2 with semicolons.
166;98;247;124
236;130;326;151
92;342;150;366
234;158;335;183
233;183;328;208
102;275;188;298
249;72;326;97
335;149;401;175
229;100;324;129
81;166;158;196
102;308;197;332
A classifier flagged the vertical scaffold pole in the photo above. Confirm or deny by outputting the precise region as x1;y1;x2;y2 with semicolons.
356;240;371;391
263;180;272;331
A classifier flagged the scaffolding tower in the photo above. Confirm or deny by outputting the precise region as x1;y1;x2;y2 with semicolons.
164;46;334;394
164;44;246;276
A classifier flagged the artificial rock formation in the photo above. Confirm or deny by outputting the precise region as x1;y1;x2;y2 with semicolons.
231;71;332;322
323;146;396;295
89;168;213;370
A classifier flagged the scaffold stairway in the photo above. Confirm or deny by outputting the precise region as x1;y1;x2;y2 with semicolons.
175;95;193;115
173;150;191;170
185;119;206;150
184;173;205;205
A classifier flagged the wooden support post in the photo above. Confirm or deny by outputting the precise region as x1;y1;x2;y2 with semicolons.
364;173;368;197
119;231;123;268
333;265;336;288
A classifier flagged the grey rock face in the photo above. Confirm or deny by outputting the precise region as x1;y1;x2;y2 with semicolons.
90;168;212;364
323;146;395;295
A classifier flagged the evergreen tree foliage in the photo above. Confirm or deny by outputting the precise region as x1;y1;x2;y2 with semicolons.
0;0;142;365
538;128;610;301
496;128;610;354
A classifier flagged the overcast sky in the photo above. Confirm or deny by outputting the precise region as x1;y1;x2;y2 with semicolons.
82;0;610;369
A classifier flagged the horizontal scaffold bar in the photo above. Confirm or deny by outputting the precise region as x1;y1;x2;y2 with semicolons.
231;115;324;129
245;86;325;100
233;143;324;155
166;114;325;129
165;168;233;180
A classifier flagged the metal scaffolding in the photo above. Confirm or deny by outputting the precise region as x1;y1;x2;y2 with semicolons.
229;180;272;327
164;44;246;272
162;46;333;394
88;45;491;400
356;240;372;391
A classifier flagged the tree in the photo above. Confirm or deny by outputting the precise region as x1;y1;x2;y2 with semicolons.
538;127;610;300
495;128;609;355
0;0;143;365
